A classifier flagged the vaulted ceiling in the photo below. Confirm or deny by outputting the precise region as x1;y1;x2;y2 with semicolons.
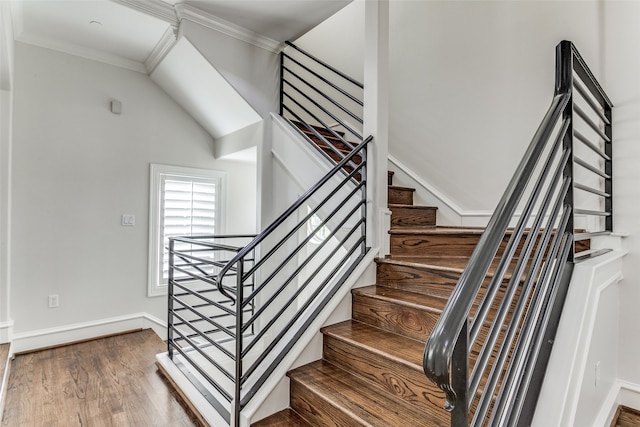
9;0;351;73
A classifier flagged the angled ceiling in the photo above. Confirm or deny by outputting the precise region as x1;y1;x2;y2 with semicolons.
9;0;352;73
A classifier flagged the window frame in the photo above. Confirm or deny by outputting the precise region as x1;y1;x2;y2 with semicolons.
148;164;227;297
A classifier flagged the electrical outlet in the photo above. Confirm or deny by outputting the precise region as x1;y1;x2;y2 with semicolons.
48;294;59;308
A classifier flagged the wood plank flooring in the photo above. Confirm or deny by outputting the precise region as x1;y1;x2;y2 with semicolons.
1;329;201;427
614;406;640;427
0;344;8;386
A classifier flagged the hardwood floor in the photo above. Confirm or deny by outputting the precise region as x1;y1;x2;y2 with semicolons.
1;329;201;427
614;406;640;427
0;344;8;386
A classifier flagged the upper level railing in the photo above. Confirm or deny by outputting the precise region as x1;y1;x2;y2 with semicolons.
423;40;613;427
281;41;364;168
168;132;372;425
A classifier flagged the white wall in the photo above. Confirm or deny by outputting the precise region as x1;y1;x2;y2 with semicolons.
604;0;640;388
389;0;602;212
9;43;256;337
180;20;280;120
295;0;365;84
0;1;15;342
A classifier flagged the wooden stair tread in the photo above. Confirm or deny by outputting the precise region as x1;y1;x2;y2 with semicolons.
388;185;415;192
321;320;425;367
389;226;486;235
389;203;437;210
377;256;467;273
353;284;448;313
252;408;312;427
288;359;449;427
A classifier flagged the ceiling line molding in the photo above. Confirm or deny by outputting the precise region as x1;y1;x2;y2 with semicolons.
109;0;178;25
16;32;147;73
145;25;178;74
175;3;281;54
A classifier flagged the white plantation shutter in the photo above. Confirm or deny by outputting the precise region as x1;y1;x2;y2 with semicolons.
161;178;217;280
148;164;226;296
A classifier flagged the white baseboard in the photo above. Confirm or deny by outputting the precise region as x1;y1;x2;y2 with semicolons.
387;155;492;226
593;380;640;427
10;312;167;354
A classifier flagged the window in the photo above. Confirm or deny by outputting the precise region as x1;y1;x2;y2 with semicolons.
148;164;226;296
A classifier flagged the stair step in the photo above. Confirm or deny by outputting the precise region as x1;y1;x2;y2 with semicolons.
390;227;488;258
352;285;446;341
389;204;437;228
388;185;415;205
252;408;312;427
320;320;448;416
289;358;449;427
292;120;346;138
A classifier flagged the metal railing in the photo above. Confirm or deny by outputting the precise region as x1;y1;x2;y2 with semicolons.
281;41;364;172
423;40;613;426
168;135;372;425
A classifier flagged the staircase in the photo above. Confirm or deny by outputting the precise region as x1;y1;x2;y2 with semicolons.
252;171;491;426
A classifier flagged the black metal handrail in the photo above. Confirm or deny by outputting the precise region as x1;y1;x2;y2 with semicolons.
168;135;372;426
281;41;364;170
423;40;613;426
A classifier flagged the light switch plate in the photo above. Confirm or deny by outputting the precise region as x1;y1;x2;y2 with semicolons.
121;214;135;226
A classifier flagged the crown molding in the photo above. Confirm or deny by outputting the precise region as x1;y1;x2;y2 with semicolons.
145;24;178;73
109;0;178;25
16;33;147;73
175;3;281;54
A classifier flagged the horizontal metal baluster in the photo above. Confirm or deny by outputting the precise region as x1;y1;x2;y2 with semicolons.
171;296;236;341
471;187;570;425
574;104;610;142
573;155;610;178
240;205;364;350
574;182;610;198
168;339;234;403
172;282;236;316
241;172;363;282
574;130;611;160
469;153;569;400
214;137;371;296
281;94;360;163
170;311;236;382
241;232;365;383
241;242;367;408
282;54;363;107
240;197;364;327
490;234;572;426
573;78;609;124
570;44;613;109
282;80;362;142
283;76;362;141
470;120;569;347
171;310;236;340
284;41;364;89
423;95;570;408
574;208;611;216
504;240;574;425
241;183;363;305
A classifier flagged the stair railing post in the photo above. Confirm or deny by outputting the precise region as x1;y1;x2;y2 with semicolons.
234;259;244;427
557;41;575;263
279;50;284;117
450;321;469;426
168;238;174;358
